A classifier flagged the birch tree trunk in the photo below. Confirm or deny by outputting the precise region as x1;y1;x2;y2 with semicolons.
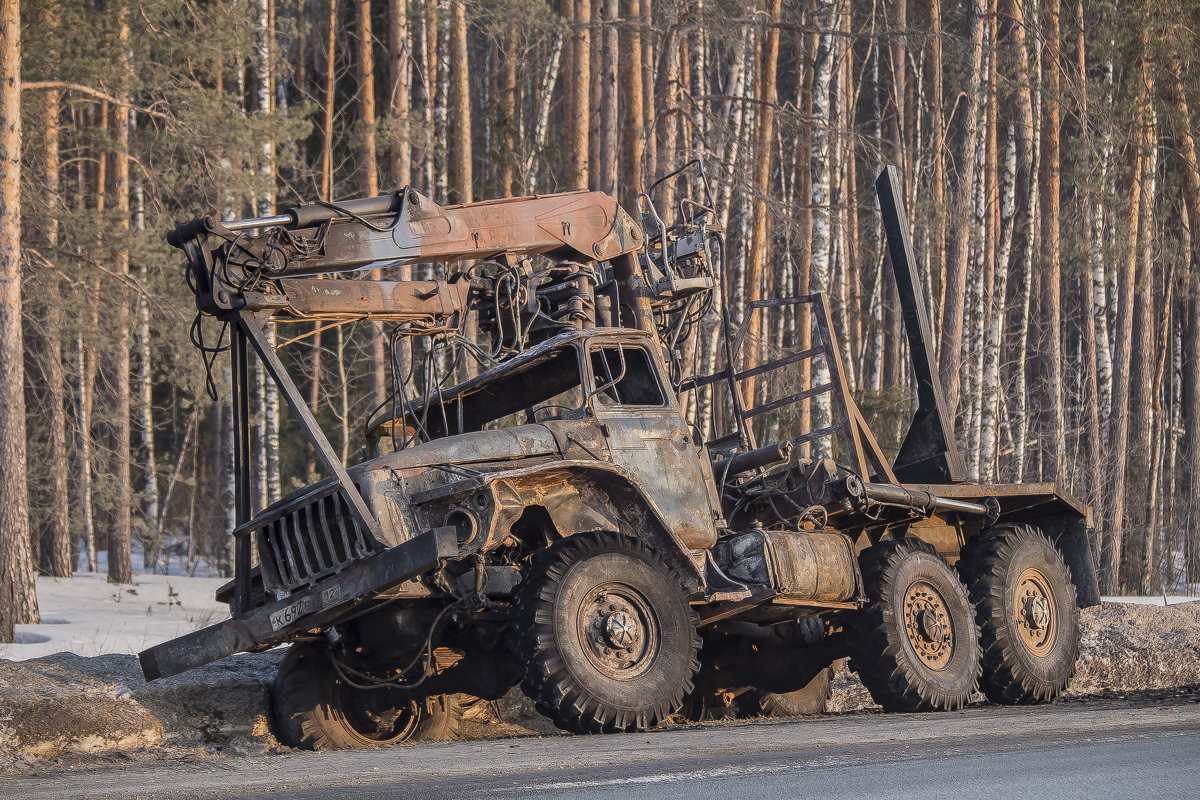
808;0;838;434
1103;68;1148;592
133;180;160;570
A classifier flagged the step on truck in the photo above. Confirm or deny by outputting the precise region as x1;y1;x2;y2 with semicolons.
142;164;1099;748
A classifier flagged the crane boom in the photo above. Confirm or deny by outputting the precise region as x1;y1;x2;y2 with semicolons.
167;187;645;324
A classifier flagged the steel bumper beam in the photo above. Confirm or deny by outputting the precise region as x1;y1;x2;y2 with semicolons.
138;528;459;682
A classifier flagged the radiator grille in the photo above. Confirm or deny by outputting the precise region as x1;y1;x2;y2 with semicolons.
256;488;379;595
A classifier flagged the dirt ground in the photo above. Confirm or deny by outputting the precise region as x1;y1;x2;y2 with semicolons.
2;600;1197;773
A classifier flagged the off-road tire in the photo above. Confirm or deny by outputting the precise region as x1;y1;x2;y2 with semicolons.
959;523;1080;704
270;643;463;750
741;666;833;718
849;537;981;712
512;531;701;733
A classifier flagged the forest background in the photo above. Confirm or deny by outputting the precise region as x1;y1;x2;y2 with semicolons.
0;0;1197;640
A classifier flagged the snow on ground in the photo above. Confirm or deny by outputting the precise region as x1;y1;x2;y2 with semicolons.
0;573;228;662
1102;595;1198;606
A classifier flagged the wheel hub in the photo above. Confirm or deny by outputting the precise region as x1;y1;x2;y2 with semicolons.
903;581;955;670
578;585;658;680
1015;568;1057;655
603;609;639;648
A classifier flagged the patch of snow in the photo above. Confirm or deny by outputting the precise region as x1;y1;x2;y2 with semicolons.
1101;596;1200;607
0;572;228;662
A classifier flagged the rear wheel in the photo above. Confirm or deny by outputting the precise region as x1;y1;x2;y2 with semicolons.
959;523;1080;704
849;537;980;712
513;531;700;733
271;643;462;750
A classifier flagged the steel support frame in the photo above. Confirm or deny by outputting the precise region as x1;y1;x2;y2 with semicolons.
225;309;382;614
875;165;966;483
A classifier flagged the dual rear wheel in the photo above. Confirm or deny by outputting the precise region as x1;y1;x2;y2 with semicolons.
850;526;1080;712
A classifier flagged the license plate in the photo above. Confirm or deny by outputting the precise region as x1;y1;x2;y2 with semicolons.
269;596;315;631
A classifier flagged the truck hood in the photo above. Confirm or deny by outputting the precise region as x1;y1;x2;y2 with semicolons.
355;423;562;475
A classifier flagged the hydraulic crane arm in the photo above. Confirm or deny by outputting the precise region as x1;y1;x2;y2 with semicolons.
167;187;645;322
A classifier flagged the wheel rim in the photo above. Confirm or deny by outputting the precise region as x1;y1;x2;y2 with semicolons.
902;580;955;670
576;581;660;680
338;683;422;742
1014;567;1057;656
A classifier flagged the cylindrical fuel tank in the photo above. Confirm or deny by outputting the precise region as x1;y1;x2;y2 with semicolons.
713;529;859;603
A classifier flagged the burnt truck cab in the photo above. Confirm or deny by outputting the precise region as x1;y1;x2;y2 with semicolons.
348;326;725;596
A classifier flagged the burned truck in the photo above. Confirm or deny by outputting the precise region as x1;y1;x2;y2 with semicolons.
142;165;1098;748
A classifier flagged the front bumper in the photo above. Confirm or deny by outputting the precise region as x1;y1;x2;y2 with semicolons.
139;528;459;681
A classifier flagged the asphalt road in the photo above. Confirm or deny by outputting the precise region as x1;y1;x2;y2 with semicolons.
8;695;1199;800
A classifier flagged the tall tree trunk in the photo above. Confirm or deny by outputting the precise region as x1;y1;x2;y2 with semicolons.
741;0;781;410
1104;67;1148;592
107;6;134;585
598;0;619;195
32;10;71;577
1171;63;1200;584
322;0;337;198
1075;0;1103;537
925;0;945;329
653;17;680;211
388;0;411;188
134;180;160;570
619;0;643;202
449;0;472;202
0;0;39;638
498;25;517;195
936;0;984;416
76;336;96;573
1036;0;1063;480
357;0;387;411
1122;105;1157;592
807;0;838;434
569;0;590;189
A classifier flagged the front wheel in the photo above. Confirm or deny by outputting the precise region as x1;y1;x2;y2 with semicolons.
958;523;1080;704
849;537;981;712
513;531;701;733
270;643;462;750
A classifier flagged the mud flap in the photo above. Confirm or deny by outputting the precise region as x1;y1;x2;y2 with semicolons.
1054;517;1101;608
